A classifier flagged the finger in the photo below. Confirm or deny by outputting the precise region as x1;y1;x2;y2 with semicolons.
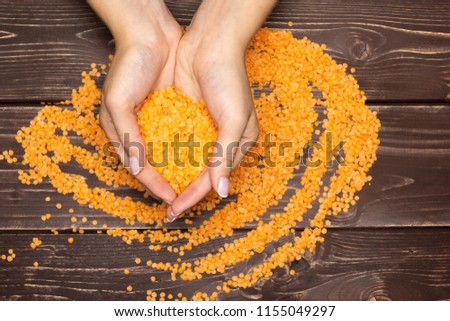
207;112;248;198
200;62;255;198
166;169;212;222
100;103;162;201
103;95;176;204
231;110;260;169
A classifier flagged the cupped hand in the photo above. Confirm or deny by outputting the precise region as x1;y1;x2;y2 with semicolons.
166;32;260;221
98;10;182;204
88;0;276;220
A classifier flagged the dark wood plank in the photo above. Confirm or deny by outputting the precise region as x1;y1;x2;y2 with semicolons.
1;228;449;300
0;0;449;102
1;104;450;230
234;228;450;301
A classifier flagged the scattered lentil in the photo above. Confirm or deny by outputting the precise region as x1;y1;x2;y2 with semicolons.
0;150;18;164
30;238;42;249
1;249;16;263
11;28;379;301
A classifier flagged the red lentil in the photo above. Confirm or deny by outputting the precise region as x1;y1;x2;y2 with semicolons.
11;28;379;301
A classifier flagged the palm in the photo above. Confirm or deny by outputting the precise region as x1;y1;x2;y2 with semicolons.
99;35;181;204
103;45;176;114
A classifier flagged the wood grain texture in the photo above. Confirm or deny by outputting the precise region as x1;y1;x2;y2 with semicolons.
1;104;450;230
1;0;450;302
1;228;449;300
0;0;449;102
233;228;450;301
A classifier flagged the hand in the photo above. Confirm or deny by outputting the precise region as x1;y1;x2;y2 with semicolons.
166;0;277;221
88;0;182;204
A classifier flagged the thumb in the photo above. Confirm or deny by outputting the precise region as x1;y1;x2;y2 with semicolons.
209;118;246;198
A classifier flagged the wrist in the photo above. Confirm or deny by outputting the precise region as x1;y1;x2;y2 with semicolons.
186;0;277;53
89;0;180;50
187;3;248;54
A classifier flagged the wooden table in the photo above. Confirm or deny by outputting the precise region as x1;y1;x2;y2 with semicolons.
1;0;449;300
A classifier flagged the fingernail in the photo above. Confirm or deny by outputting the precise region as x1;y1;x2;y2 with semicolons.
217;177;229;198
166;207;178;222
129;156;142;176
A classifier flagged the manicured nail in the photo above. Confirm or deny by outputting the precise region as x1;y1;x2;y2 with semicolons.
217;177;229;198
166;207;178;222
129;156;142;176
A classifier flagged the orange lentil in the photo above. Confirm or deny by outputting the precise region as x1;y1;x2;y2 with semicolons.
92;220;98;226
12;28;379;301
45;196;51;202
126;285;133;292
30;238;42;249
137;87;217;194
71;216;77;223
124;269;130;275
1;150;18;164
135;258;141;264
33;261;39;267
56;203;62;209
287;21;294;27
68;208;74;214
67;237;74;244
81;217;88;223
